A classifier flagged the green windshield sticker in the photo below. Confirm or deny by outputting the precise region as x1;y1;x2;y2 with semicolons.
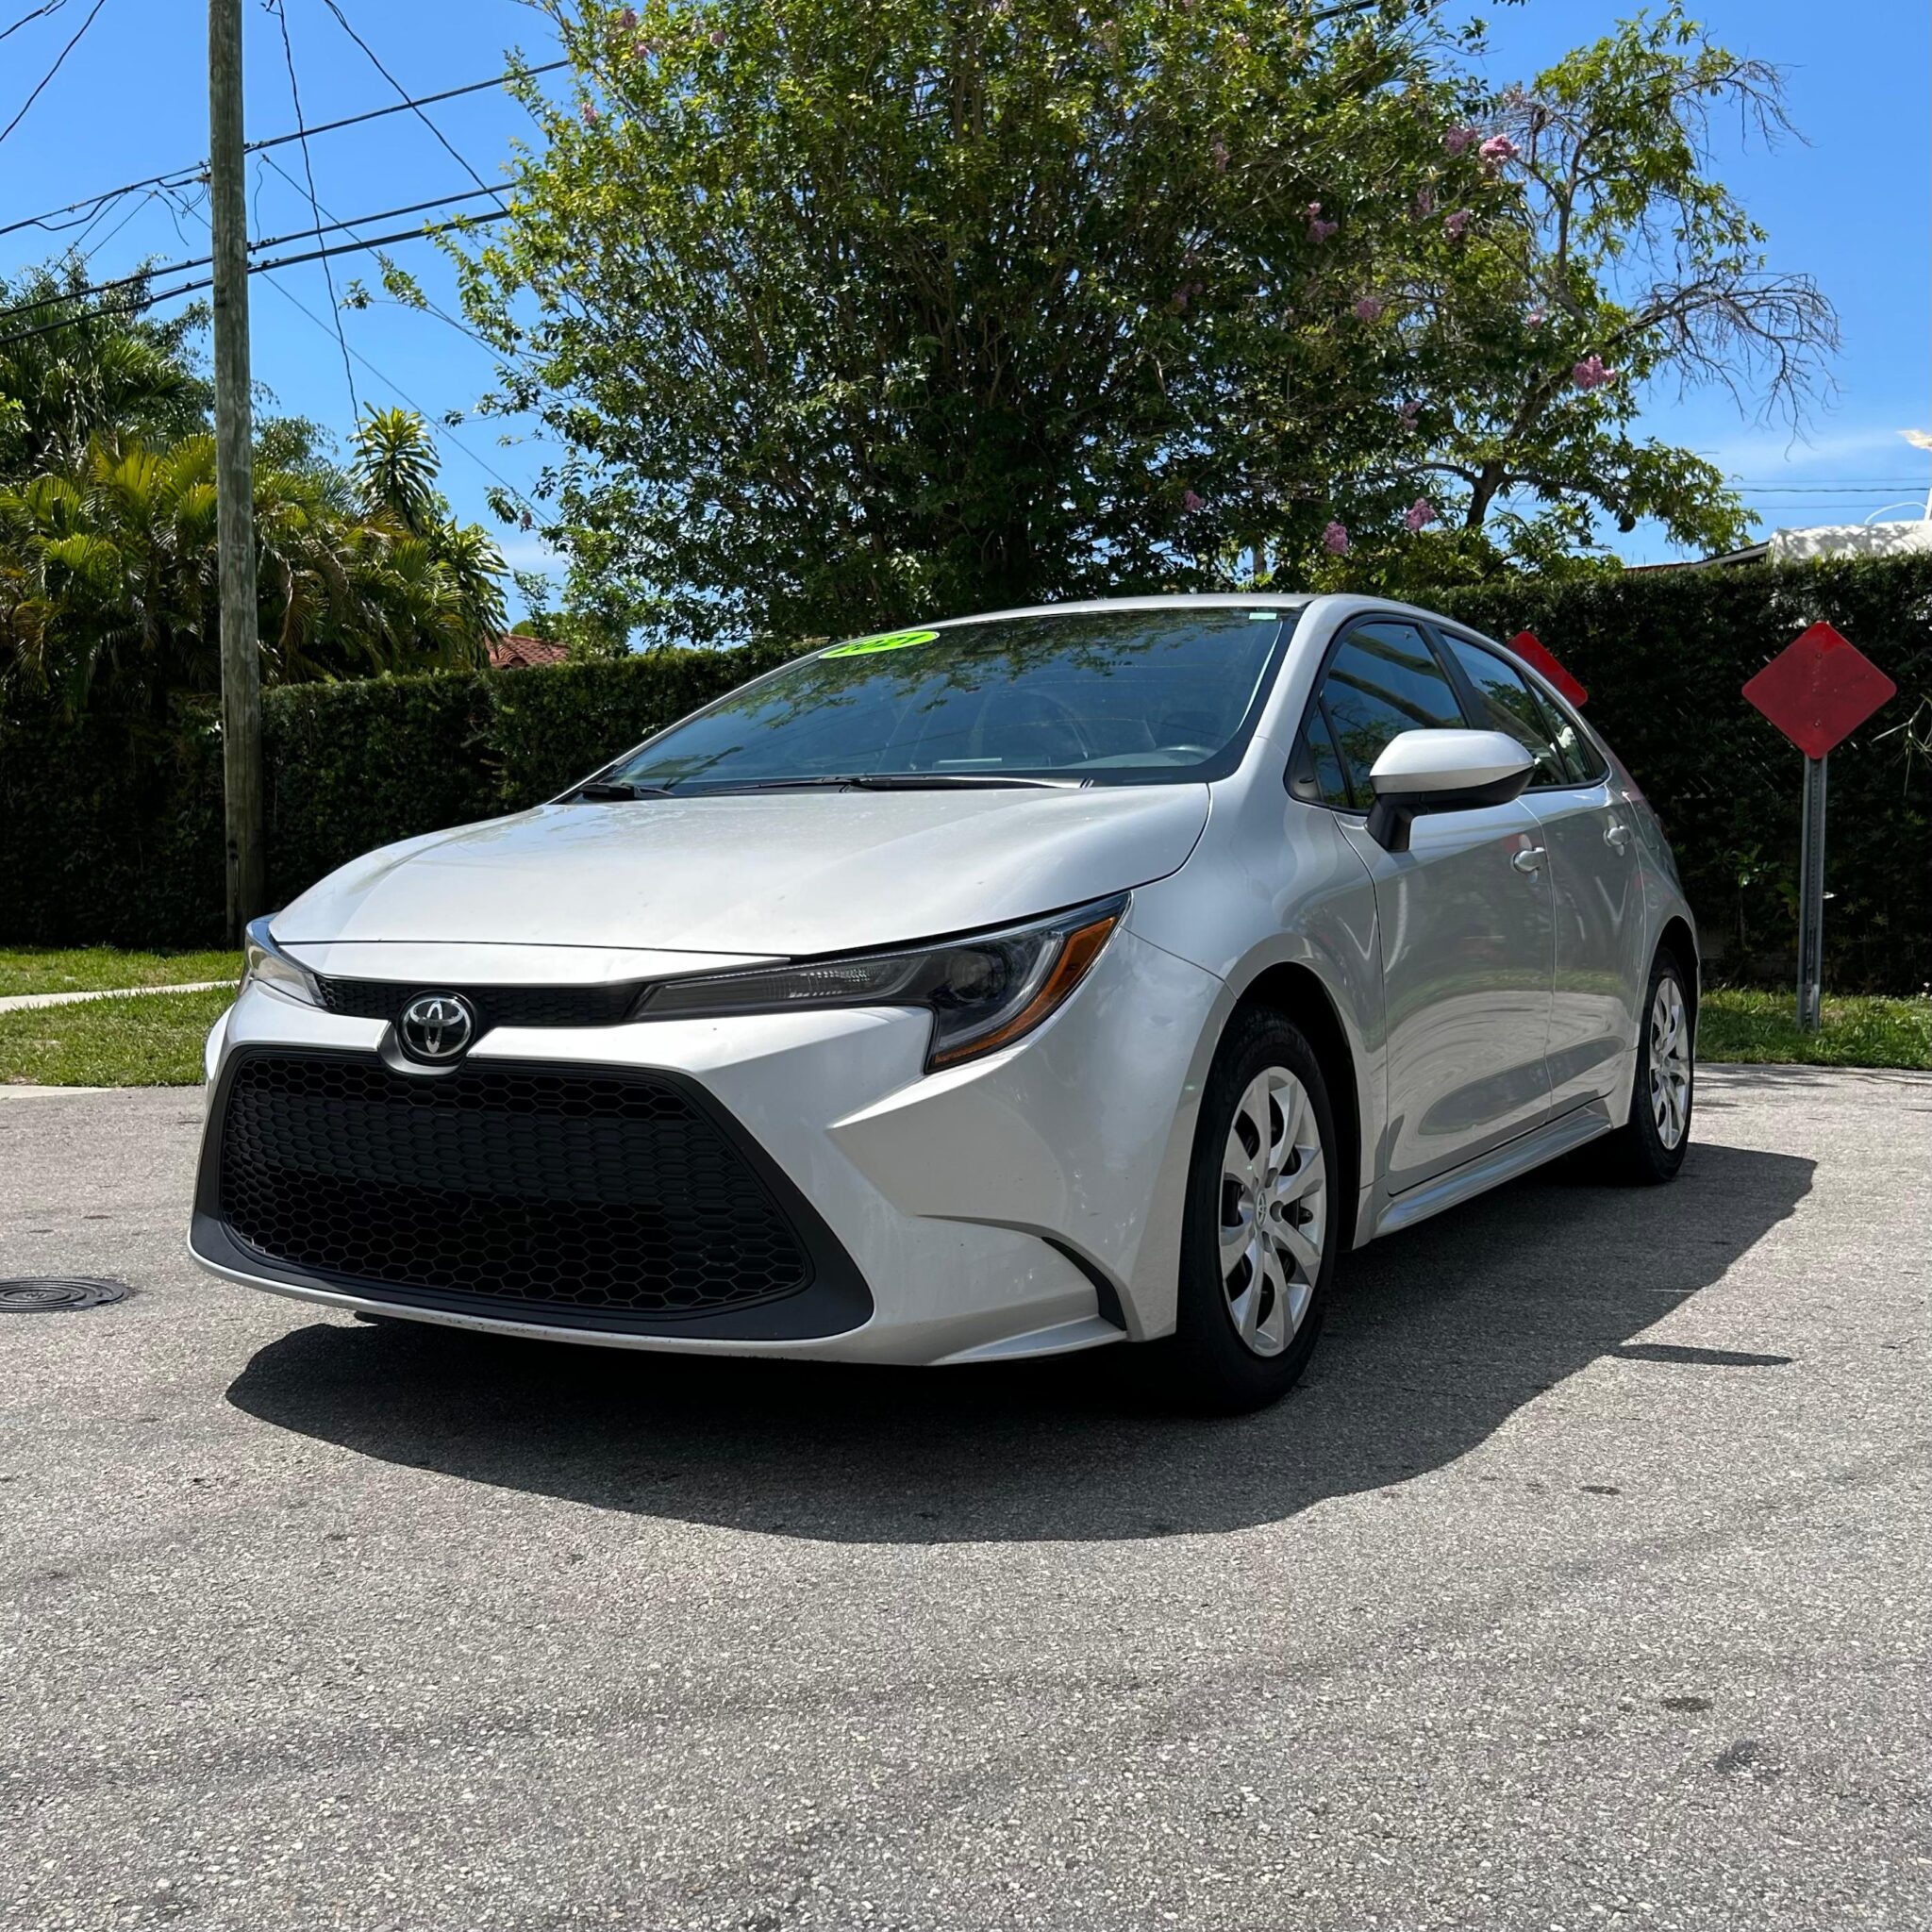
823;627;941;658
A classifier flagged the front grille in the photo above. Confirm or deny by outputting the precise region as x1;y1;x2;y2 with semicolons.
313;976;644;1029
214;1054;813;1321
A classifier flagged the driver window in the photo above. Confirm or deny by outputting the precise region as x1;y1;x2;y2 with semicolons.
1316;623;1465;799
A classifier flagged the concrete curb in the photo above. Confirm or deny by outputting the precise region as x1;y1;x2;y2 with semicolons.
0;980;230;1015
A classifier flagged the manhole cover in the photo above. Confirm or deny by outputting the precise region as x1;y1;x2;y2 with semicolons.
0;1276;133;1313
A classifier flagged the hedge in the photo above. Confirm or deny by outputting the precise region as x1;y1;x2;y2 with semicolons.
0;636;805;954
1430;558;1930;992
2;558;1926;988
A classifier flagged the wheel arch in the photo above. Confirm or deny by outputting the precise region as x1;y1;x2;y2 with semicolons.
1231;961;1365;1256
1657;914;1699;1009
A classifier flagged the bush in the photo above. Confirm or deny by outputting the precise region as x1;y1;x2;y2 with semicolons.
1;558;1925;987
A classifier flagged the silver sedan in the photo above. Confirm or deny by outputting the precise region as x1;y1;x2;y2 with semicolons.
192;595;1697;1411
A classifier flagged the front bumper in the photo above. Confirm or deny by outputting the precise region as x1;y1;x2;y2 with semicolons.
189;927;1224;1364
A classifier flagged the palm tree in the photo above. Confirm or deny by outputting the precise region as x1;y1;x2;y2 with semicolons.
0;266;211;478
1;429;505;717
1;270;506;717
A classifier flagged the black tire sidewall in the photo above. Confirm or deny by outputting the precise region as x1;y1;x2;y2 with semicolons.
1625;951;1693;1181
1169;1008;1341;1410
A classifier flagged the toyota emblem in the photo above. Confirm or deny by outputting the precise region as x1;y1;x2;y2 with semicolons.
397;991;476;1062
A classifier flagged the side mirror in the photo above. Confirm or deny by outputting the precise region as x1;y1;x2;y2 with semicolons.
1365;729;1534;854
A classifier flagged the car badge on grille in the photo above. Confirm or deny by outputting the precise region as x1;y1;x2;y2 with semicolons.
397;991;476;1062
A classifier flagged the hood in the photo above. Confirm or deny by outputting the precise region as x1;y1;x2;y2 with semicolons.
272;785;1210;958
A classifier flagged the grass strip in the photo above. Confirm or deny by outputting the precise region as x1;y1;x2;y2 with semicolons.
0;986;234;1087
0;947;242;1000
1699;986;1931;1071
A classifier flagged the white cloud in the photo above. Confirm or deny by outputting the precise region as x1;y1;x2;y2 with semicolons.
1695;423;1928;479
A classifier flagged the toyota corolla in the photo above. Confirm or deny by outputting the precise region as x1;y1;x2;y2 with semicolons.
191;595;1696;1410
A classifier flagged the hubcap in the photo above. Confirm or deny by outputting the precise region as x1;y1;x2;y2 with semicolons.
1219;1066;1325;1358
1649;975;1692;1149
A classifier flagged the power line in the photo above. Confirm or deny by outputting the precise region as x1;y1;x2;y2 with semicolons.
246;58;562;158
318;0;510;214
254;208;508;273
0;186;506;327
167;179;539;517
0;0;109;151
249;262;537;514
268;0;357;417
0;0;74;46
255;181;502;253
252;153;503;352
0;166;204;242
0;59;562;241
0;208;508;348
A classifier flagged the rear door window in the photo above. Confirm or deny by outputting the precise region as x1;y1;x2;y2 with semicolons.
1535;686;1607;784
1436;634;1571;787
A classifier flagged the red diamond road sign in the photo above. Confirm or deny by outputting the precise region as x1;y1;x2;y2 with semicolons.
1508;630;1589;708
1742;623;1897;758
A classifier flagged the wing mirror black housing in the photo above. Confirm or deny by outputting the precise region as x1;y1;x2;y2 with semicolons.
1365;729;1535;854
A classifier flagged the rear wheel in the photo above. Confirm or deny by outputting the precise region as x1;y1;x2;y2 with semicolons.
1159;1008;1340;1412
1596;948;1694;1184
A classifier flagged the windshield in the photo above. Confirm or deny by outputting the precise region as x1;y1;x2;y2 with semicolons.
602;608;1294;791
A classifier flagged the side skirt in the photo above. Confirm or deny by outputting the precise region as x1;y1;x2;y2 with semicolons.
1369;1098;1614;1241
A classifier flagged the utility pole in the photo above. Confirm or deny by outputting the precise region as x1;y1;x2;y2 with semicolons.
209;0;264;939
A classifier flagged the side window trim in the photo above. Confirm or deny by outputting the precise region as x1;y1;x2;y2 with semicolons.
1517;680;1588;785
1424;624;1562;788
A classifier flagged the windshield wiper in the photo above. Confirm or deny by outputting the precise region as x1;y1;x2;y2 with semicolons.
683;773;1077;794
573;779;674;801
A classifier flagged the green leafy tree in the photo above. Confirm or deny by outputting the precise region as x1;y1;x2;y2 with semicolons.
0;266;212;476
1367;5;1837;580
458;1;1836;637
459;0;1510;642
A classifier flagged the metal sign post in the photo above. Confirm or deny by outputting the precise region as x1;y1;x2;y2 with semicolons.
1741;623;1895;1036
1795;754;1827;1033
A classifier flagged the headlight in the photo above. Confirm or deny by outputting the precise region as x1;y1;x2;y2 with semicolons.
242;915;322;1008
641;894;1127;1071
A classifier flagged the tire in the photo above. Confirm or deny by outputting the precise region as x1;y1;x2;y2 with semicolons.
1158;1008;1342;1413
1595;947;1695;1184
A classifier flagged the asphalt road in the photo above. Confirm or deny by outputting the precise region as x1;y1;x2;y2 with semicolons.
2;1065;1927;1932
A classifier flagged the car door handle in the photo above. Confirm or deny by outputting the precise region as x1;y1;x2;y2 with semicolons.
1511;845;1546;874
1606;823;1631;853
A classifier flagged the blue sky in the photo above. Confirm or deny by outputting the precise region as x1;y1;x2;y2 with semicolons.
2;0;1925;615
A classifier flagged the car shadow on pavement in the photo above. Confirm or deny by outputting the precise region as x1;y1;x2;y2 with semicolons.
226;1138;1812;1543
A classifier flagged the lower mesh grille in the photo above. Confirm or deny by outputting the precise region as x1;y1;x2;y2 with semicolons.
214;1053;813;1320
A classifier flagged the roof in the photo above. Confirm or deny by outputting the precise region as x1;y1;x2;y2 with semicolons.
931;593;1314;627
1634;521;1932;572
487;633;571;670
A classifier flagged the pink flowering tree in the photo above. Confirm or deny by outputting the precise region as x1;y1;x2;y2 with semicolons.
456;0;1544;634
1380;6;1836;575
458;0;1835;626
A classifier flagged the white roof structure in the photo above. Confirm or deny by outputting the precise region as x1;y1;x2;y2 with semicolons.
1768;521;1932;562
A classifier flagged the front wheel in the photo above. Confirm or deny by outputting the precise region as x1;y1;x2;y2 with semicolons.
1596;949;1694;1184
1158;1008;1341;1413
